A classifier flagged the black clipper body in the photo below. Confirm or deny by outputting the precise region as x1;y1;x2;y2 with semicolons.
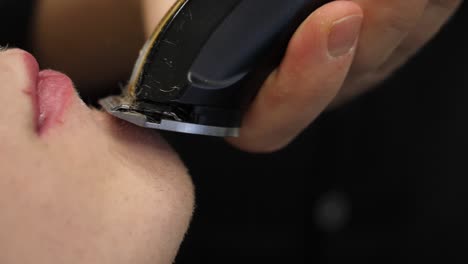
100;0;329;137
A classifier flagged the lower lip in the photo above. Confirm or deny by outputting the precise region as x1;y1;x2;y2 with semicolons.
36;70;74;135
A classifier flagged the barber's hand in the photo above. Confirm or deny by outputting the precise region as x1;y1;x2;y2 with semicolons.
143;0;462;152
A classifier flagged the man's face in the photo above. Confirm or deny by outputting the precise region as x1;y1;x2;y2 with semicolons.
0;49;194;263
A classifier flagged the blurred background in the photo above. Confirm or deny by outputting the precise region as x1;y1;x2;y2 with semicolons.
2;1;467;263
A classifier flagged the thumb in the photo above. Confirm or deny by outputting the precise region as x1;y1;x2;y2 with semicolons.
228;1;363;152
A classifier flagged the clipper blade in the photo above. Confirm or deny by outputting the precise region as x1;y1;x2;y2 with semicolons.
99;96;240;137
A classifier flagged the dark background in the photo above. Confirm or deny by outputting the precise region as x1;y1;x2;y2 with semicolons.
2;1;467;263
166;2;468;263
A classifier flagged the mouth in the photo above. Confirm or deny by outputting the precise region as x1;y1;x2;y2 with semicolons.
36;70;75;135
21;51;75;135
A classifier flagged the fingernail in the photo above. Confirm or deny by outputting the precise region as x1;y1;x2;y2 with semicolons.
328;15;362;58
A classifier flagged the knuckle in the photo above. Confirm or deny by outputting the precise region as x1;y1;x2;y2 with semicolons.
351;1;427;74
366;1;427;35
258;71;290;108
384;8;422;35
262;83;291;108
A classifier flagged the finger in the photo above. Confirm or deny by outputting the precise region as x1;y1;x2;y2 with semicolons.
0;49;39;134
349;0;429;74
374;0;462;77
228;1;363;152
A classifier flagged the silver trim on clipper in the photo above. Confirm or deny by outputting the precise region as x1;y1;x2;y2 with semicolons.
99;96;240;137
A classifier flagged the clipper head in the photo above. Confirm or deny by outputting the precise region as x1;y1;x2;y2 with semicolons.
99;96;239;137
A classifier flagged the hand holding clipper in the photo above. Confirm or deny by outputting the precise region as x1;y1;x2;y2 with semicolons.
100;0;331;137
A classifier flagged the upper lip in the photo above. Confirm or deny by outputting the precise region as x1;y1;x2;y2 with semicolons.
18;50;41;131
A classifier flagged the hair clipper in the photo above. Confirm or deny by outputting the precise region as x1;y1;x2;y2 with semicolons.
100;0;329;137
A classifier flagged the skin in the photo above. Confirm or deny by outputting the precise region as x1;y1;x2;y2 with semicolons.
0;49;194;264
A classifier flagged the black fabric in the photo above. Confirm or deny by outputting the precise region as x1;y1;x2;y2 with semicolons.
0;0;36;49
